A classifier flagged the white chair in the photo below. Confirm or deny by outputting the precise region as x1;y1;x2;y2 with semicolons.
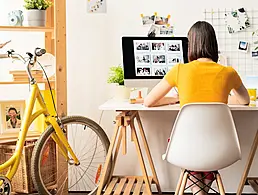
162;103;241;195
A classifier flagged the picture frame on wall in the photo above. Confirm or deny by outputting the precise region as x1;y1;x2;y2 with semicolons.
0;100;26;134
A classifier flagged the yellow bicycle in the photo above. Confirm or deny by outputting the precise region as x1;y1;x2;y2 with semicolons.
0;48;111;195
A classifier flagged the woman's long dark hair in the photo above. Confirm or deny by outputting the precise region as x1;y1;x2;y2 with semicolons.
188;21;218;62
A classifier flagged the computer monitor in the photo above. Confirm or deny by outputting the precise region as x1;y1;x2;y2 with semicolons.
122;36;188;89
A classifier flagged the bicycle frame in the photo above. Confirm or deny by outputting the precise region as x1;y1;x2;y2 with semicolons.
0;82;79;180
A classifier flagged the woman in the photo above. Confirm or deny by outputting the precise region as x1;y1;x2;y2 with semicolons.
144;21;250;194
6;107;21;129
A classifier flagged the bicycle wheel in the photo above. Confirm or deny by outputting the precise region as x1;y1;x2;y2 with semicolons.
31;116;112;195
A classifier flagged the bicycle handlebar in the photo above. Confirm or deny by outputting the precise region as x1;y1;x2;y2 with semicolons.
0;48;46;83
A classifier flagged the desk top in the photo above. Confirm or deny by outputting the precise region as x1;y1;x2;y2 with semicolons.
99;99;258;111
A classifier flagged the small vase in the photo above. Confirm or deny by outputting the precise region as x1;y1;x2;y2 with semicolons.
114;85;130;100
26;9;46;27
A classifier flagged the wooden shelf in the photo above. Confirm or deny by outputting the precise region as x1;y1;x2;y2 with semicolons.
0;131;40;144
0;26;54;32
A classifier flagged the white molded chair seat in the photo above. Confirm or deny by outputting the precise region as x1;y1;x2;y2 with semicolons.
162;103;241;172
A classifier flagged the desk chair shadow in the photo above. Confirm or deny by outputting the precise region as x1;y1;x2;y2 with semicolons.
162;103;241;195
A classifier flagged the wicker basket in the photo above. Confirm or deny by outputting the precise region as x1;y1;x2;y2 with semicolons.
0;140;57;194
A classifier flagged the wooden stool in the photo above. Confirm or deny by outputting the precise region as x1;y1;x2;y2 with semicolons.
97;111;161;195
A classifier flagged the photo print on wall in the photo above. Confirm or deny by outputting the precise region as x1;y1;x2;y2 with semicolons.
160;25;174;36
141;14;156;25
225;8;250;34
87;0;107;13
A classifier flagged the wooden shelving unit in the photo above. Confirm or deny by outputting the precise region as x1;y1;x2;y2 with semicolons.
0;26;54;32
0;0;67;194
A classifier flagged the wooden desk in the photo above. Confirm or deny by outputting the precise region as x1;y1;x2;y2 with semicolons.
99;99;258;194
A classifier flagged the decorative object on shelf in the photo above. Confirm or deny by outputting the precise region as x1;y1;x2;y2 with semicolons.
107;65;130;100
87;0;107;13
8;10;24;26
36;53;56;79
0;100;25;134
0;40;11;49
24;0;53;27
225;8;250;34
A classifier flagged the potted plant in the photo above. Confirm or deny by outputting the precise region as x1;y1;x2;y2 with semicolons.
24;0;53;27
107;65;130;100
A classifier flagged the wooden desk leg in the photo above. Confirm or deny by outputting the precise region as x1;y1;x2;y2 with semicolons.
131;121;152;195
97;122;120;195
106;126;124;184
136;113;162;194
237;129;258;195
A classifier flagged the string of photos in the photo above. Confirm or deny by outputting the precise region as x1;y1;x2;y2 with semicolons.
140;12;174;37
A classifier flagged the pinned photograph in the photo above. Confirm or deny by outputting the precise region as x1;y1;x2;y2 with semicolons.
137;67;151;76
87;0;107;13
167;43;181;52
225;8;250;34
152;42;165;51
153;67;167;76
167;54;181;64
135;54;151;64
238;41;249;52
147;24;160;37
0;100;25;133
155;16;169;25
142;15;156;25
160;25;174;36
135;42;150;51
252;51;258;58
152;55;166;64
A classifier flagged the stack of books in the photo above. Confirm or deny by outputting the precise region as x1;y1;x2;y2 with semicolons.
9;70;44;81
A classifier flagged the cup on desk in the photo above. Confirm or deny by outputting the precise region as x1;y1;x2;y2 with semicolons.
247;88;257;101
247;88;257;106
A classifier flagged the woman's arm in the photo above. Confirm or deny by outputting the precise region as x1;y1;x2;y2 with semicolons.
228;84;250;105
144;79;178;107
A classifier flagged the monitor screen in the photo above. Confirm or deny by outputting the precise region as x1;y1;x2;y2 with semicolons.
122;36;188;81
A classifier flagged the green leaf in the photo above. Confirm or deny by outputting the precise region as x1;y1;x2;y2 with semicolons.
107;65;124;85
255;46;258;51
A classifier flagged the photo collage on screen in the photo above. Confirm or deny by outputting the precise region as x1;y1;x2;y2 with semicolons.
133;40;184;76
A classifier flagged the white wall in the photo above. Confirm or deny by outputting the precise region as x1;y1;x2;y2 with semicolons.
66;0;258;193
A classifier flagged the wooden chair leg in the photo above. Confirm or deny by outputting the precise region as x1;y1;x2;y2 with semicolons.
216;173;225;195
175;169;185;195
179;171;188;195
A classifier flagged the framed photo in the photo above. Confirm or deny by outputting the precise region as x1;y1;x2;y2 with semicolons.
238;41;249;52
0;100;25;134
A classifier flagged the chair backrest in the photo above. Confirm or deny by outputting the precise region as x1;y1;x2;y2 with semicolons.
162;103;241;171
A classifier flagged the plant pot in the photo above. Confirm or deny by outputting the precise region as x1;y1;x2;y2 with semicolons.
26;9;46;27
114;85;130;100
